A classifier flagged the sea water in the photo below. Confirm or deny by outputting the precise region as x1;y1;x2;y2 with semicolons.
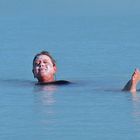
0;15;140;140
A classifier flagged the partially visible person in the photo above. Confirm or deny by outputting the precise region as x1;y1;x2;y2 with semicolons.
32;51;70;85
122;68;140;92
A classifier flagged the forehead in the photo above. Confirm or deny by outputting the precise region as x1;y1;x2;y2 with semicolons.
35;55;52;62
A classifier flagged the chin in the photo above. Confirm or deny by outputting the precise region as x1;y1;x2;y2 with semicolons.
39;73;50;78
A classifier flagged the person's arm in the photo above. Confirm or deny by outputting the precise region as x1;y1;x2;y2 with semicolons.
122;80;132;91
122;69;140;93
122;80;137;92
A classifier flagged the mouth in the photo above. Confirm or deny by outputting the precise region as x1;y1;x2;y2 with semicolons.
39;68;47;72
38;65;51;73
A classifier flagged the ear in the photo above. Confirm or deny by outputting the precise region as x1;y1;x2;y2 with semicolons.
53;65;57;73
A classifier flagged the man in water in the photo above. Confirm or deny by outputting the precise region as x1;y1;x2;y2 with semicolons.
33;51;139;91
123;68;140;92
32;51;70;85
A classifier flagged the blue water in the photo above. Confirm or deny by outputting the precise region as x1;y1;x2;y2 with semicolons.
1;15;140;139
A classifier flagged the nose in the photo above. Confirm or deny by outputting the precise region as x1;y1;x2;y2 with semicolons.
39;61;45;68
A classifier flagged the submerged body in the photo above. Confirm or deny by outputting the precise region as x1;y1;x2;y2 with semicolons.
36;80;71;85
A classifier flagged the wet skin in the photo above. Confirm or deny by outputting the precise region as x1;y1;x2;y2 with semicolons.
33;55;57;83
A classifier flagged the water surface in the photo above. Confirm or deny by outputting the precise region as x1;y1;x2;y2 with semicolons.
1;15;140;140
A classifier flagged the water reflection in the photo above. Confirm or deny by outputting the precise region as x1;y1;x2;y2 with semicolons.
33;85;58;126
131;92;140;124
33;84;57;106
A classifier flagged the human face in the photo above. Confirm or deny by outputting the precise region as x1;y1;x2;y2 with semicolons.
33;55;56;82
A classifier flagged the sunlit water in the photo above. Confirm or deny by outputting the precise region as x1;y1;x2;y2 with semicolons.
1;16;140;140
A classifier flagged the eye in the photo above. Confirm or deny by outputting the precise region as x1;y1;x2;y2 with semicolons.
44;61;48;64
35;61;40;66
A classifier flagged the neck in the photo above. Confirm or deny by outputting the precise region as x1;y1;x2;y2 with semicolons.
38;76;55;83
